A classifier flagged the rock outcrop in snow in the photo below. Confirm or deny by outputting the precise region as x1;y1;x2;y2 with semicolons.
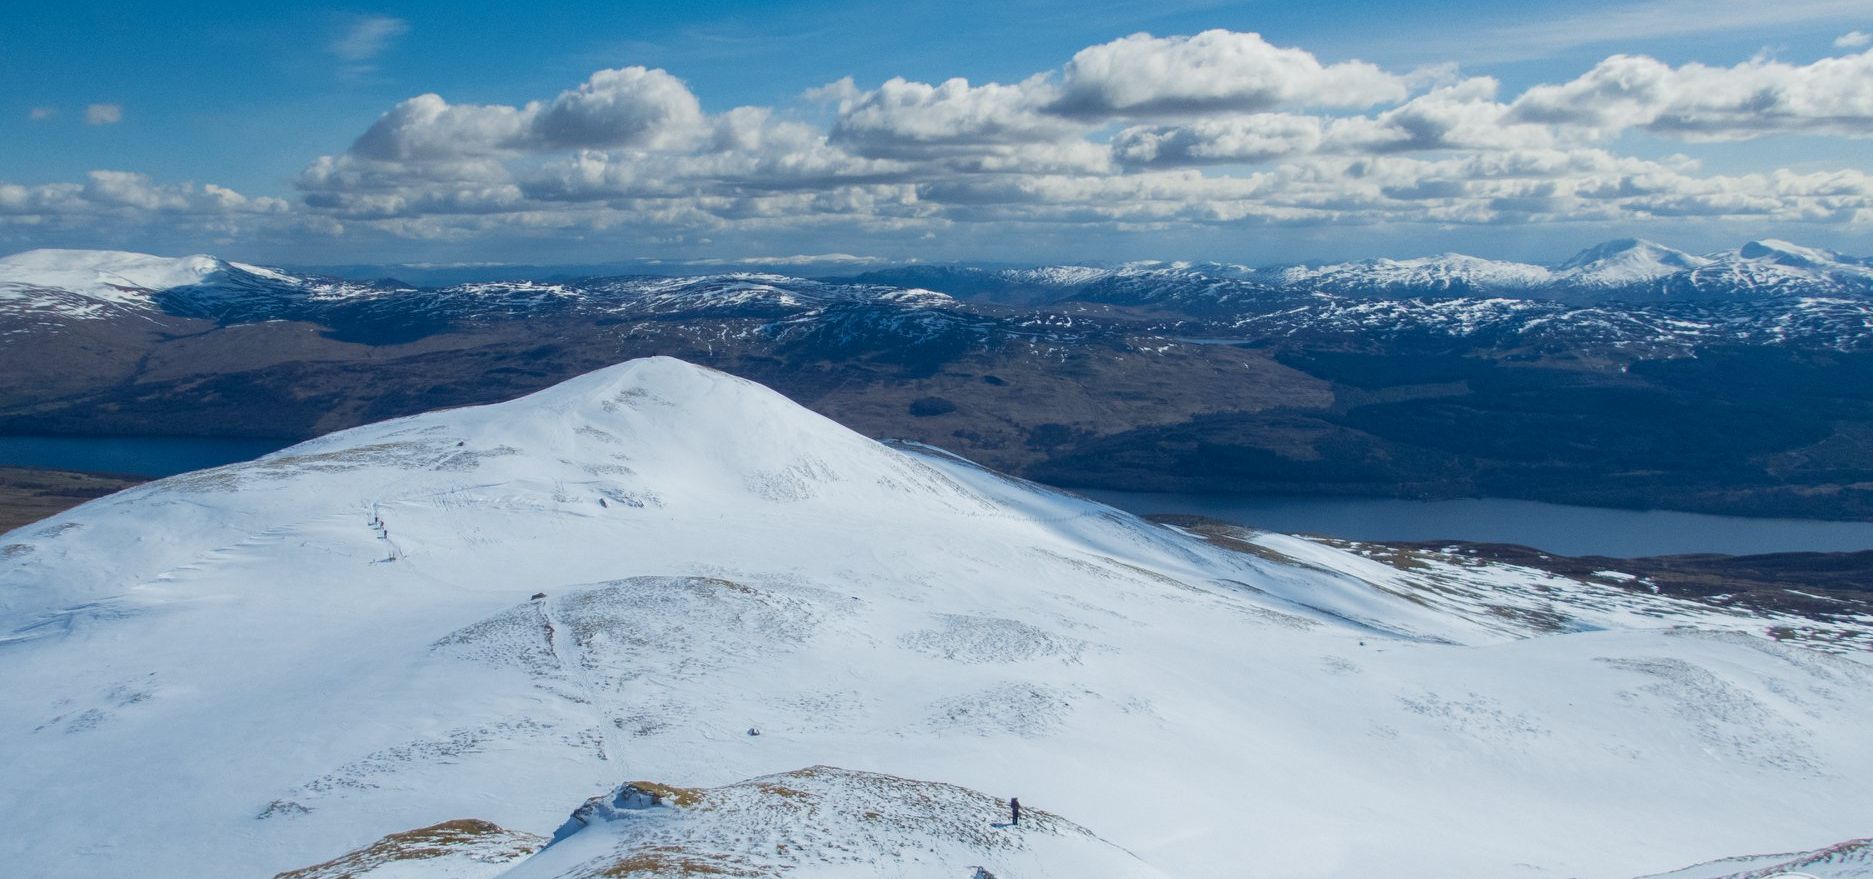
528;766;1158;879
275;819;546;879
277;766;1159;879
1639;836;1873;879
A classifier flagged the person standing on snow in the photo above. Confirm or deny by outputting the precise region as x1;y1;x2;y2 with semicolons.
1009;797;1021;826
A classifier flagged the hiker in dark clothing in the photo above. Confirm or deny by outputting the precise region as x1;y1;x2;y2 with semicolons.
1009;797;1021;826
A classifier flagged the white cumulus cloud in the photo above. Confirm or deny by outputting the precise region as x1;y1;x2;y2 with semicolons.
1509;49;1873;139
12;30;1873;255
347;66;706;162
1050;30;1408;118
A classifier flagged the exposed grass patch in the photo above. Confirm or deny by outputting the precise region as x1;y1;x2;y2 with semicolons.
629;780;706;808
595;846;770;878
274;818;543;878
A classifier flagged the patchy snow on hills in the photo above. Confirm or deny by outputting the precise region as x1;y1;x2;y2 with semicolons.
6;243;1873;357
2;357;1870;879
1276;252;1557;296
0;249;960;334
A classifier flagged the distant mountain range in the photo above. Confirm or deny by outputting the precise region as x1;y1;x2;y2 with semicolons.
852;238;1873;305
6;239;1873;347
6;241;1873;520
7;238;1872;323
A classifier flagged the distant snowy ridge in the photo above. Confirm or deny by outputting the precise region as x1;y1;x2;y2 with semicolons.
0;248;957;330
8;237;1870;321
858;238;1873;304
0;248;294;300
1274;251;1557;296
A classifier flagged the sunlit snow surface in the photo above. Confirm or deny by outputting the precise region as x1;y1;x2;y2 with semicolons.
1;358;1869;879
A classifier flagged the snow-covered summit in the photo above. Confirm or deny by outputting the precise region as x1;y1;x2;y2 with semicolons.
1241;239;1873;302
3;363;1871;879
1737;238;1848;268
522;766;1162;879
1554;238;1709;287
0;248;292;299
0;247;329;321
1275;251;1555;295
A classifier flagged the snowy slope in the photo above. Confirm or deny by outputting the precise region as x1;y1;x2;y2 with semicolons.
1275;252;1556;296
0;248;390;324
523;768;1161;879
1639;837;1873;879
277;767;1160;879
1667;240;1873;299
0;248;294;299
0;248;292;319
2;357;1870;879
1554;239;1710;289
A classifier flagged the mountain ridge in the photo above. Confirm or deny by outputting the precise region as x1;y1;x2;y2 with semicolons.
9;245;1873;522
3;357;1871;879
9;238;1873;319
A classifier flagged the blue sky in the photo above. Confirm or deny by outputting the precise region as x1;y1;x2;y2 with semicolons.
3;1;1871;266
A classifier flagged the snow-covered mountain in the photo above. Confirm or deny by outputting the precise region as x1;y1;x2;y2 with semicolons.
6;240;1870;328
7;243;1872;353
1273;252;1558;297
0;248;297;300
3;357;1869;879
1279;239;1873;302
0;249;956;332
0;248;313;319
1553;238;1710;289
853;240;1873;307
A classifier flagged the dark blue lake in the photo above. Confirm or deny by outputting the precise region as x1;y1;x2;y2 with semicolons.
1076;489;1873;559
0;435;294;477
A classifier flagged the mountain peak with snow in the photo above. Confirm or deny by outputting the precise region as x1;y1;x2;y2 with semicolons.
1275;250;1554;295
0;248;288;298
1554;238;1708;289
5;356;1871;879
1737;238;1845;267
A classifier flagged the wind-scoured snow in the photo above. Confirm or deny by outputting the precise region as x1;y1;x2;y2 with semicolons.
1;357;1869;879
1638;836;1873;879
516;767;1160;879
